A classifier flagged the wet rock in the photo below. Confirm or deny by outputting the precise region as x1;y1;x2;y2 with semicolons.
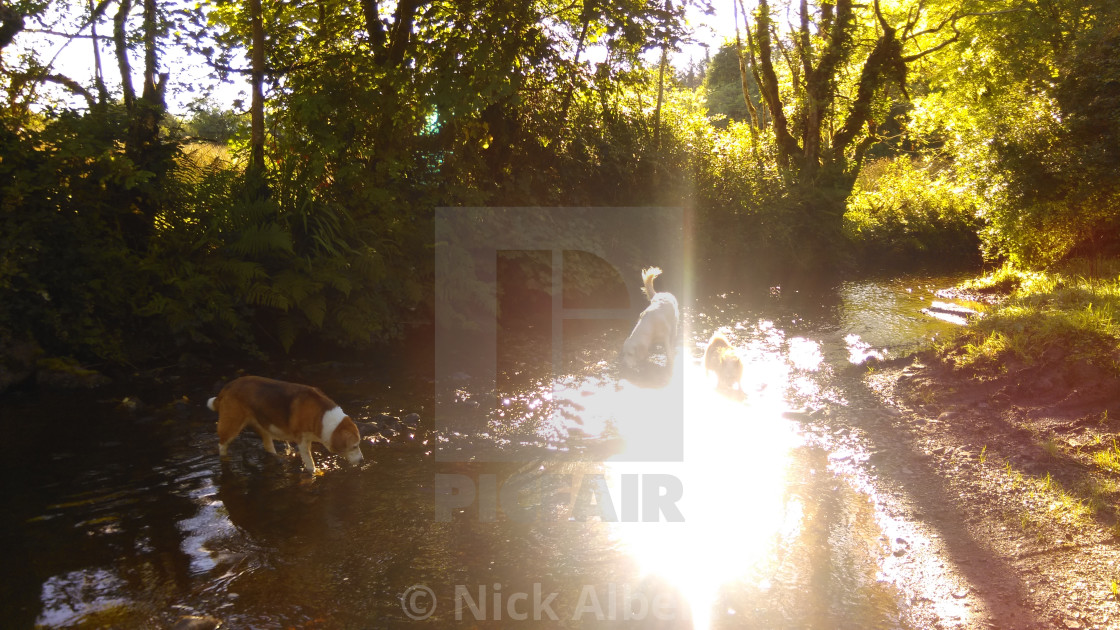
892;537;910;557
923;302;980;320
403;412;421;429
161;396;193;420
370;412;398;424
937;411;959;422
35;356;110;389
356;422;381;438
114;396;147;415
172;615;223;630
0;332;42;393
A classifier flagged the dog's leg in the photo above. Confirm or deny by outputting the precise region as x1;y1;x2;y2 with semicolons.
663;326;675;367
216;413;247;457
297;439;317;473
258;431;277;455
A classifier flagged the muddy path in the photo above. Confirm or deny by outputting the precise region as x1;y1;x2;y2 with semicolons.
863;358;1120;630
4;272;1114;629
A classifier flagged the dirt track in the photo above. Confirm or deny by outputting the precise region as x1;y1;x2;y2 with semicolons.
860;357;1120;629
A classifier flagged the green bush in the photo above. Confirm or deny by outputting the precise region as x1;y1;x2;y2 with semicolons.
844;156;982;268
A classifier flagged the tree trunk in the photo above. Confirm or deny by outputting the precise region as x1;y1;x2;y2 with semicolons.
90;0;108;106
733;0;759;149
559;15;591;125
247;0;266;195
0;0;23;50
753;0;801;170
385;0;420;66
653;43;667;149
652;0;671;150
113;0;135;110
131;0;166;159
360;0;385;51
115;0;168;251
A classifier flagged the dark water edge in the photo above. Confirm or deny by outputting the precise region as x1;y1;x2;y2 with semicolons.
0;271;984;629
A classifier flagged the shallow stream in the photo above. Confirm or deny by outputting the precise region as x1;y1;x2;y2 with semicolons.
0;273;986;629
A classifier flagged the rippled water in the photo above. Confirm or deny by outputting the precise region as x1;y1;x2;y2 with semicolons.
0;273;983;629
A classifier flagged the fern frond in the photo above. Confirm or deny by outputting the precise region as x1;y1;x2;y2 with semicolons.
247;281;291;311
210;259;267;288
299;293;327;328
228;222;294;256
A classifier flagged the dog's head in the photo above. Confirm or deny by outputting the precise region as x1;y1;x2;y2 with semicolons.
330;417;364;466
620;337;645;371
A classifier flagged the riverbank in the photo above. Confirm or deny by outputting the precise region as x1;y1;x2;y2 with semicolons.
866;260;1120;628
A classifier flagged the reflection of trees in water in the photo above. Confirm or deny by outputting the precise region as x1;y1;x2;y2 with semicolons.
1;412;202;628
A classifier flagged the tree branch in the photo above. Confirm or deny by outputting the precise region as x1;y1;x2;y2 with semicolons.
0;0;25;50
831;20;903;162
754;0;802;165
21;28;114;40
42;73;96;108
797;0;811;80
901;27;959;62
360;0;385;51
384;0;425;66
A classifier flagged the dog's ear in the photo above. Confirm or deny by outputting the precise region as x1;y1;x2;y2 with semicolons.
330;418;360;452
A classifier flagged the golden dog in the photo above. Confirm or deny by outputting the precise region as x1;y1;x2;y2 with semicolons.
704;331;743;390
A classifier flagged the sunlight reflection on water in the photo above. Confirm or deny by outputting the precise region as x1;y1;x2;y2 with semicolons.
605;366;802;629
543;334;806;629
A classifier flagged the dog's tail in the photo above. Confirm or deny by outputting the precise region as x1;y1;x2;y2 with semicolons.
641;267;663;301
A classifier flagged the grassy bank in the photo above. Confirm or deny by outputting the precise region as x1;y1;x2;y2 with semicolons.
914;258;1120;538
937;258;1120;378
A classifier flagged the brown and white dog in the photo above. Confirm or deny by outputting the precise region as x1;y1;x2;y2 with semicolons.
208;375;363;474
620;267;679;370
704;330;743;390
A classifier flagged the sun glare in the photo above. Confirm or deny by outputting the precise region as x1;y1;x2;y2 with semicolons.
589;359;802;629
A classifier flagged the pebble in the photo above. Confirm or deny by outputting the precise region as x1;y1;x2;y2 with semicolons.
172;616;222;630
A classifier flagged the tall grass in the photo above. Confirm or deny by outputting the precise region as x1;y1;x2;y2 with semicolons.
940;259;1120;375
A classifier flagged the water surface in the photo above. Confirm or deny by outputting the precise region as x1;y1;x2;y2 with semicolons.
0;273;982;629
